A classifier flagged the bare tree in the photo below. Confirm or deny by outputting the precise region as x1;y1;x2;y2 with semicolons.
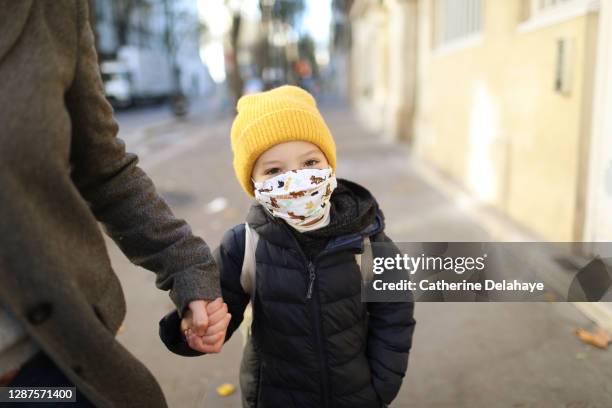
227;10;244;104
111;0;150;46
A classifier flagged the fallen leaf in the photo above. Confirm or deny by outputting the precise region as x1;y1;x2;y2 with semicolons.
216;383;236;397
575;327;611;349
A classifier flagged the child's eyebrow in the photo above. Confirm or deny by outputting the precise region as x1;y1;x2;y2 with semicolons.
260;159;284;167
299;149;322;158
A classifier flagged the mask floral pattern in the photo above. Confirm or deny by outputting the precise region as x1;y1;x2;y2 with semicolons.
253;167;337;231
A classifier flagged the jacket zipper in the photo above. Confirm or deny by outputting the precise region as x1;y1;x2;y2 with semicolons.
308;260;331;408
306;262;316;299
271;219;333;407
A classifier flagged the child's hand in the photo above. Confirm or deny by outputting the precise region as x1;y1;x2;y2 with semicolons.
181;298;231;353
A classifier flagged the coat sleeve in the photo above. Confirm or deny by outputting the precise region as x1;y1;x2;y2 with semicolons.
159;225;250;356
64;0;220;315
366;231;416;405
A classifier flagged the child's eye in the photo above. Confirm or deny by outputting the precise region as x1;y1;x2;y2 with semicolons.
264;167;281;176
304;159;319;167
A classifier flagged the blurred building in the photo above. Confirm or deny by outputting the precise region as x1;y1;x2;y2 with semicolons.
91;0;213;98
350;0;612;248
350;0;417;142
172;0;215;97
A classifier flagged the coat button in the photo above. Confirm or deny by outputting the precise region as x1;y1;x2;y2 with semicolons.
26;302;53;325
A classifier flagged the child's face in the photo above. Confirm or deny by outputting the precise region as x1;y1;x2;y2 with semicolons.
251;141;330;183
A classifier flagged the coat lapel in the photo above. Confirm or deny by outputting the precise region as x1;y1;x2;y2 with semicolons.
0;0;34;63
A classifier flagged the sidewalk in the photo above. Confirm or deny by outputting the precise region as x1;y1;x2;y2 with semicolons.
107;102;612;407
113;94;228;158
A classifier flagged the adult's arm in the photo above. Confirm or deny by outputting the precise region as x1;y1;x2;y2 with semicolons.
65;0;220;314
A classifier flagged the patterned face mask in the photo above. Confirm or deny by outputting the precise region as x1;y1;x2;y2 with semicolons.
253;167;337;232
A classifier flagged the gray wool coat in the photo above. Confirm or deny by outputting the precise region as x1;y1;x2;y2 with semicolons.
0;1;221;406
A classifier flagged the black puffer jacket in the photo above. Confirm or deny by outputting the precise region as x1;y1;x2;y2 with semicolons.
160;180;416;408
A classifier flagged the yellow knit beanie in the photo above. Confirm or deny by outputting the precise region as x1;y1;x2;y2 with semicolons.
230;85;337;196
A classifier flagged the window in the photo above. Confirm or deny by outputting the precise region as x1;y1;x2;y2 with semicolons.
532;0;573;13
435;0;482;47
518;0;600;33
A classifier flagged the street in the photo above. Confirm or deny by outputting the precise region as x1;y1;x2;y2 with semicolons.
106;99;612;408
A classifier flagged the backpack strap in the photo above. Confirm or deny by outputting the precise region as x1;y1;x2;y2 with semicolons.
240;222;259;299
355;235;373;283
239;223;258;357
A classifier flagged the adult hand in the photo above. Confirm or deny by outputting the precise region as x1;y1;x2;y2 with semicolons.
181;298;231;353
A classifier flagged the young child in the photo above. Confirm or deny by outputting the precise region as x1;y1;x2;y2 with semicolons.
160;86;415;408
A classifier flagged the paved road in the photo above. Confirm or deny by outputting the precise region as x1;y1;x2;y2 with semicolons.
106;101;612;407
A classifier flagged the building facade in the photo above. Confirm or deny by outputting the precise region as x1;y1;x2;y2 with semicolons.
350;0;612;324
350;0;611;244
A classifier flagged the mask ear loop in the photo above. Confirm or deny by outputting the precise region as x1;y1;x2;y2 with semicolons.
251;176;264;190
